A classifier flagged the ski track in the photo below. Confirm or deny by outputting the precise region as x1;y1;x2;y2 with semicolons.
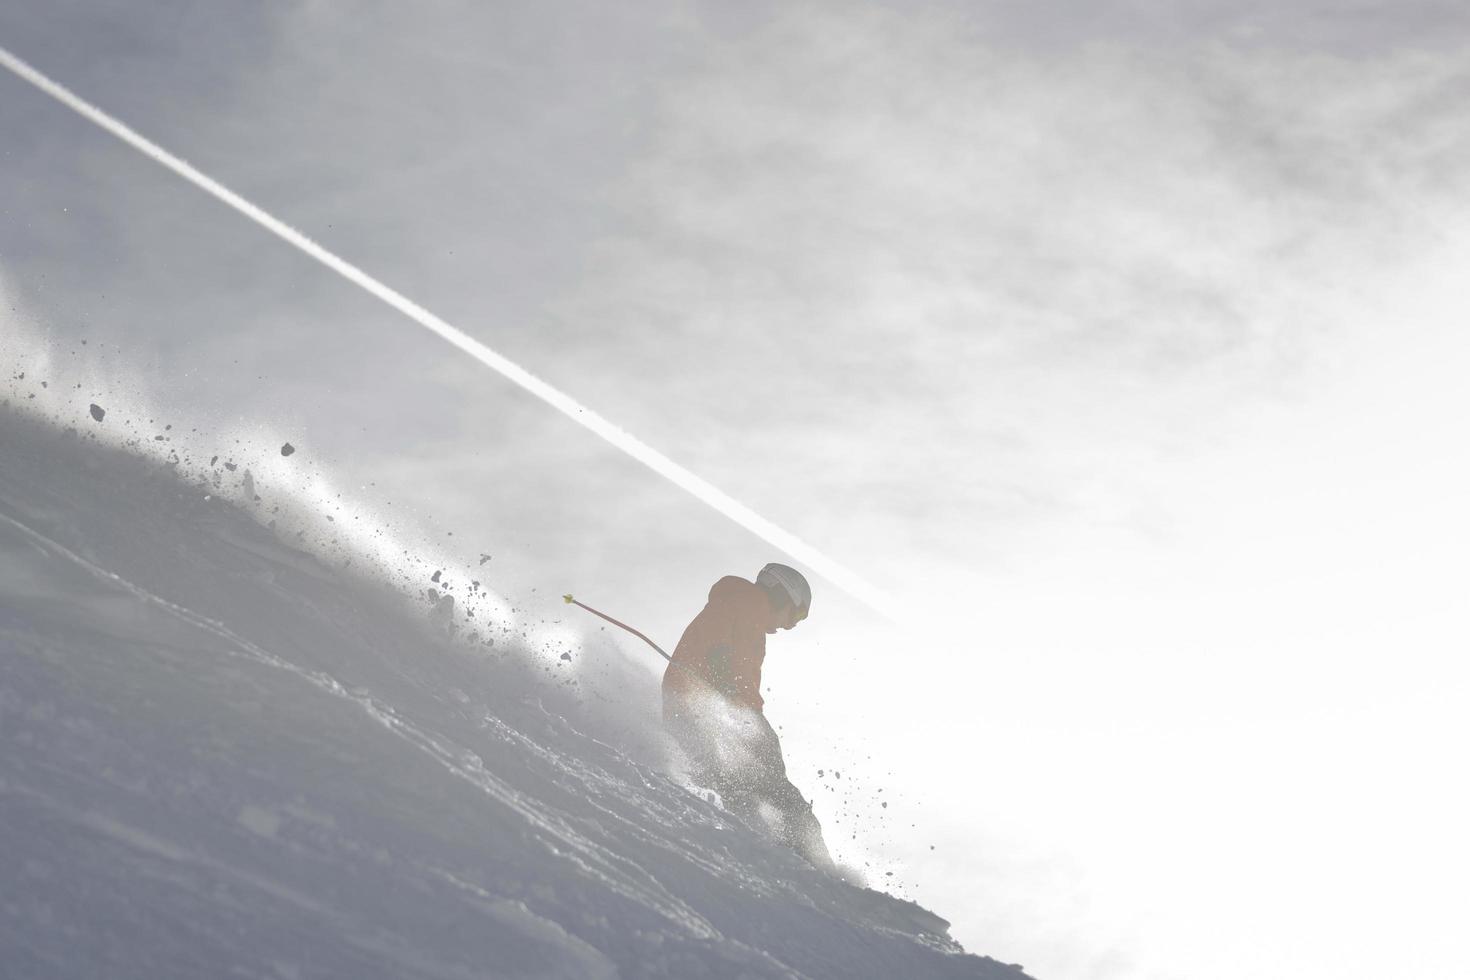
5;782;508;980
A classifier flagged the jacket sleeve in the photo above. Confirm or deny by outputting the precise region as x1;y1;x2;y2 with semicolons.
668;579;766;713
725;593;766;712
670;594;734;688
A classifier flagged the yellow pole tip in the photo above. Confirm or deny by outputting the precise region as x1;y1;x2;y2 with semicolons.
562;593;574;603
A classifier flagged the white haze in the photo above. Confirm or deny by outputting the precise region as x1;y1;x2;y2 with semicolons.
3;2;1470;978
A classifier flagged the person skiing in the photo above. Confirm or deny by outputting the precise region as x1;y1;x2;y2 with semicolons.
662;563;833;869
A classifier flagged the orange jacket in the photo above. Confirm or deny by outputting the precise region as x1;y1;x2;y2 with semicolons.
662;576;770;714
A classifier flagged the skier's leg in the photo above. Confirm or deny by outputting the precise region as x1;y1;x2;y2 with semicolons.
663;696;723;789
760;771;833;868
739;721;835;870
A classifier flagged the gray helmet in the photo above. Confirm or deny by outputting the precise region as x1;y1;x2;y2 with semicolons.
757;563;811;612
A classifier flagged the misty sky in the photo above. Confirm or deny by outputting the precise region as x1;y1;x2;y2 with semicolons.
3;3;1469;979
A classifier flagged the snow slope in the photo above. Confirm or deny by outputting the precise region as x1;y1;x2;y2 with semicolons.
0;404;1028;980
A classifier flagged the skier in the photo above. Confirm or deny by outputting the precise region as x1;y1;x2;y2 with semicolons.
662;563;833;869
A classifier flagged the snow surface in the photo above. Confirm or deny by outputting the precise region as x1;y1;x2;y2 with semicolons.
0;404;1028;980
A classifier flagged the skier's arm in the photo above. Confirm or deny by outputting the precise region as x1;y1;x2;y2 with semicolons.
683;580;764;711
708;610;763;711
727;603;766;713
739;656;765;713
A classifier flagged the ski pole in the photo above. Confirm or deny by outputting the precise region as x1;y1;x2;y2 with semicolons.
563;594;673;663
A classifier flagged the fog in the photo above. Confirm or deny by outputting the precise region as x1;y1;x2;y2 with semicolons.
4;3;1468;977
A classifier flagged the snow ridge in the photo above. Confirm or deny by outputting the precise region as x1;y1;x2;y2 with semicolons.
0;405;1029;979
